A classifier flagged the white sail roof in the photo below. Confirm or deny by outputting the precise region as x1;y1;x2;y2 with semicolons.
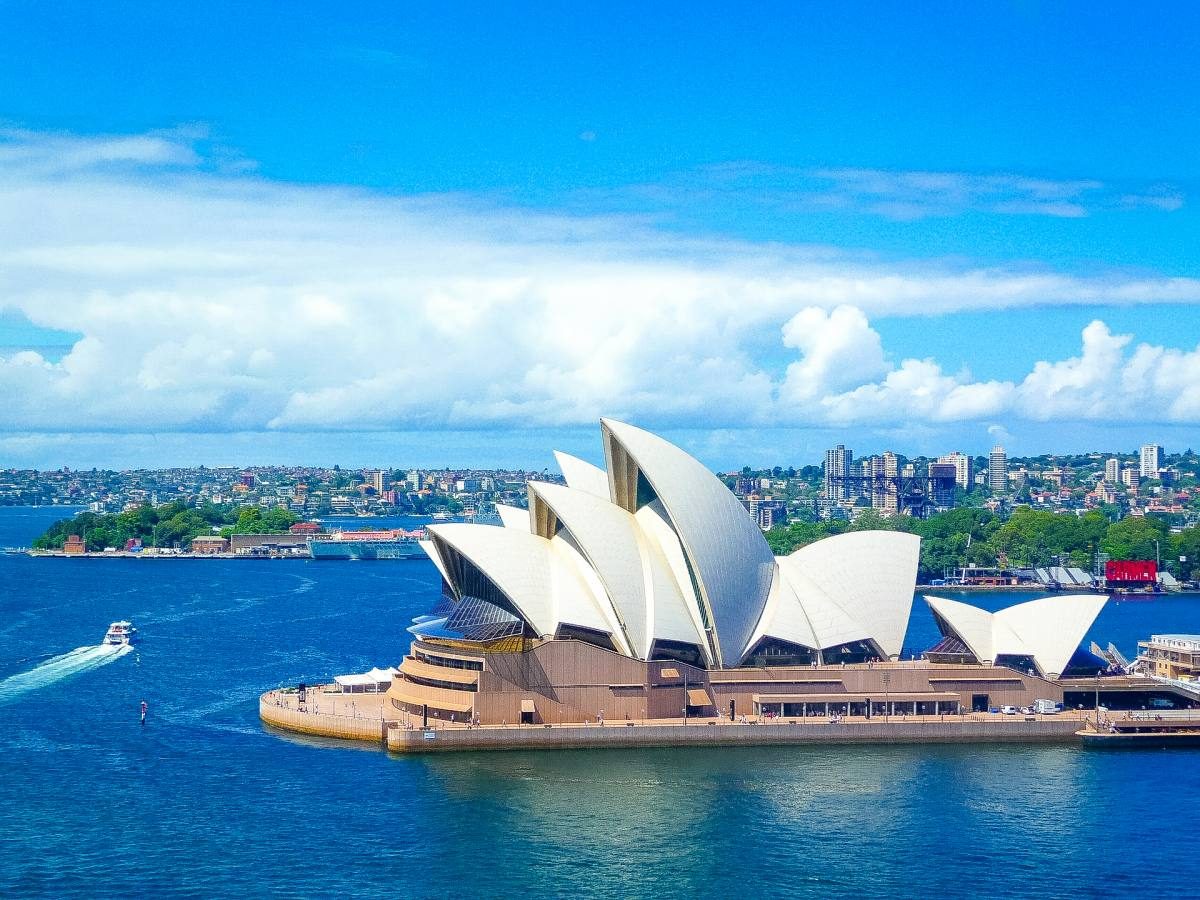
495;503;531;530
553;451;610;499
774;559;871;650
783;531;919;660
925;593;1107;678
600;418;775;666
426;523;611;639
528;481;702;658
746;565;821;653
415;419;923;670
419;538;453;588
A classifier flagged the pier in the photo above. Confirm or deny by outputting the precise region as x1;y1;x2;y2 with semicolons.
1078;709;1200;747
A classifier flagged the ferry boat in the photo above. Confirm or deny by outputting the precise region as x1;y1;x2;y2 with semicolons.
103;620;138;645
306;529;426;560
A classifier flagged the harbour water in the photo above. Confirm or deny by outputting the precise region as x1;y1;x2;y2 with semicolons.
2;507;1199;898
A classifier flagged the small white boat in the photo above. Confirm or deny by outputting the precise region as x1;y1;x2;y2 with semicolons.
103;621;138;646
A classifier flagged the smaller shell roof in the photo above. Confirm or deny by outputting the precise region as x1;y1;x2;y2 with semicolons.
925;593;1108;677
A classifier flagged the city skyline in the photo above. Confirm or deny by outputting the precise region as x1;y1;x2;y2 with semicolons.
0;433;1188;476
0;5;1198;468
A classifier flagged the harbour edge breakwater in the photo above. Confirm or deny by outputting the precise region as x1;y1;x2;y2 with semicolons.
260;691;1083;753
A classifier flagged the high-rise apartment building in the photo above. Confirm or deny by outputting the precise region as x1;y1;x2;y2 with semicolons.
988;446;1009;494
1140;444;1163;479
884;452;899;515
824;444;853;501
866;452;899;514
1104;457;1120;483
938;452;973;490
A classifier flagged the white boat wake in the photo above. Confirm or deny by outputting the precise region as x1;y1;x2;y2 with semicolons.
0;643;133;705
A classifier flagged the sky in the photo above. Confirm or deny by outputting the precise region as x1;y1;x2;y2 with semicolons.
0;2;1198;470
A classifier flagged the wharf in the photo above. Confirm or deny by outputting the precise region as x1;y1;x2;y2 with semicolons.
1078;711;1200;748
260;686;1085;753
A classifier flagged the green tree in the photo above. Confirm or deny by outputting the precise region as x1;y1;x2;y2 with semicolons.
1170;527;1200;580
1101;516;1168;562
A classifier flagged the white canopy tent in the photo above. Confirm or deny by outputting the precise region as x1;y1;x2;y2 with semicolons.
333;667;398;692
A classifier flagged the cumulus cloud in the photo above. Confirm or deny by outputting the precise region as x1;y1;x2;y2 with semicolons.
0;127;1198;437
779;306;888;402
792;319;1200;428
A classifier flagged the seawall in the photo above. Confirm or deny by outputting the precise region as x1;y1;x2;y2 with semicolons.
260;689;1085;752
385;718;1082;753
259;695;389;742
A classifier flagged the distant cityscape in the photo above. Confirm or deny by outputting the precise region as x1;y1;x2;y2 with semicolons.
0;465;551;521
803;441;1193;524
3;442;1196;534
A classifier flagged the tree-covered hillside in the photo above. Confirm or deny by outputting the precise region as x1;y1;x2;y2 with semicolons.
768;506;1200;582
32;502;299;551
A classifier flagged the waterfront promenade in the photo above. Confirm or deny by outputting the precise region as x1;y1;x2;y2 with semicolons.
260;684;1088;752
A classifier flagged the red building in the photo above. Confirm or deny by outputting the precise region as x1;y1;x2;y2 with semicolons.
289;521;322;534
1105;560;1157;585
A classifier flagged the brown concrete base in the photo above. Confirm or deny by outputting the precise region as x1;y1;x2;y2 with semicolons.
385;717;1083;753
259;688;1085;752
259;695;391;743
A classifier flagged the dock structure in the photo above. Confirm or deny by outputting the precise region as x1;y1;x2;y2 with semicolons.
1079;710;1200;747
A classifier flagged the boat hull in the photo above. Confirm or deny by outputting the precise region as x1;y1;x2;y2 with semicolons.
306;540;424;560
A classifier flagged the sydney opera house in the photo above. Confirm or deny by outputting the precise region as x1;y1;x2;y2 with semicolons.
387;419;1112;725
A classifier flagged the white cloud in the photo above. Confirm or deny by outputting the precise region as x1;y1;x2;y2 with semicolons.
785;318;1200;429
779;306;888;402
0;127;1198;438
0;126;205;174
618;163;1185;221
808;168;1106;220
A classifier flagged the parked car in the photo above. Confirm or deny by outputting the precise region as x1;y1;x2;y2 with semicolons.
1000;705;1019;715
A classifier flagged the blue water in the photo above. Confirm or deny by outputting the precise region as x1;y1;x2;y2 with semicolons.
2;506;1199;898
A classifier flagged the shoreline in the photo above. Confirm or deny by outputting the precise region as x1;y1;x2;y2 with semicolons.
22;554;1193;597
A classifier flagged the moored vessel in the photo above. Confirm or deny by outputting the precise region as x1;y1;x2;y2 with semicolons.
306;529;426;560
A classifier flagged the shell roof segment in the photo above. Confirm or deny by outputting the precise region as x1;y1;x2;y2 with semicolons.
600;417;776;667
925;593;1108;678
414;418;922;671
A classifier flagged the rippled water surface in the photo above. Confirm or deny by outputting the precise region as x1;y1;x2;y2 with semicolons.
1;507;1199;898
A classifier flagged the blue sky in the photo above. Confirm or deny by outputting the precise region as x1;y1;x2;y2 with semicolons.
0;3;1198;469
